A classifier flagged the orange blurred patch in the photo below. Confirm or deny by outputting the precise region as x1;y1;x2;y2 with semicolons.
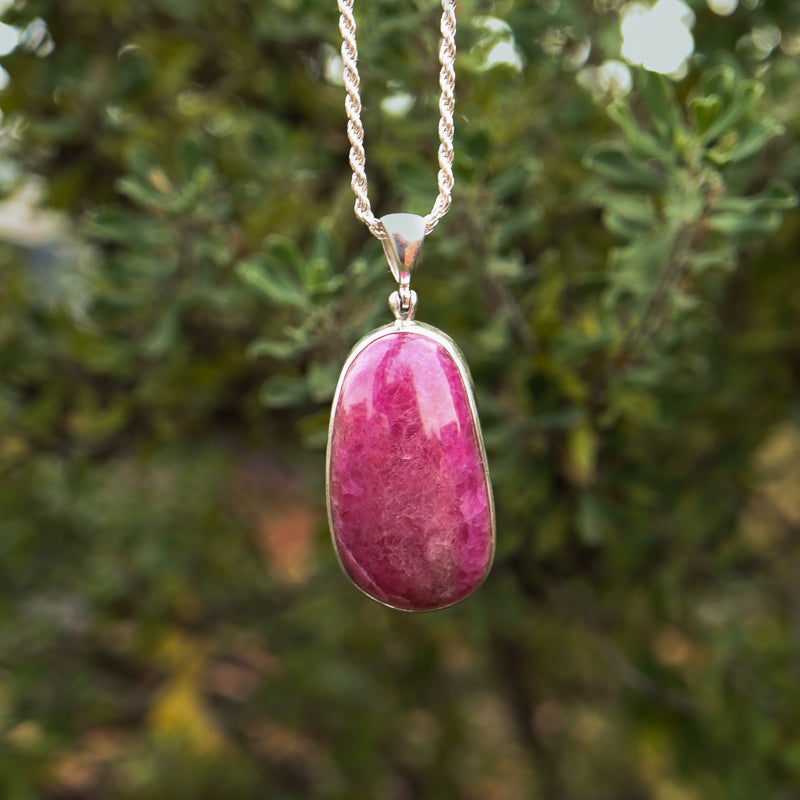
740;422;800;551
207;659;261;703
652;626;695;669
256;505;319;584
753;422;800;525
52;729;130;795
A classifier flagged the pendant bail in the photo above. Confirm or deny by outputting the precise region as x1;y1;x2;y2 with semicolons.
381;213;425;323
380;213;426;287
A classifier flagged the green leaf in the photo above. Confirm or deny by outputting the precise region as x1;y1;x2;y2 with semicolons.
703;64;737;103
757;180;798;211
584;143;667;192
87;207;170;248
668;287;701;313
708;210;783;237
605;226;676;303
489;159;539;199
246;339;306;360
259;375;307;408
494;205;543;248
311;220;338;267
177;135;206;181
264;234;305;280
686;246;737;274
486;254;526;280
716;180;798;215
122;141;162;175
701;80;764;145
236;258;308;309
689;95;722;135
603;211;650;241
143;308;181;357
306;361;340;403
607;101;673;161
594;190;659;240
305;259;345;294
707;119;785;165
730;120;785;163
115;175;170;211
639;70;686;144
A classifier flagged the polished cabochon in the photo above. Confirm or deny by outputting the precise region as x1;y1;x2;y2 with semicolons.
326;321;495;612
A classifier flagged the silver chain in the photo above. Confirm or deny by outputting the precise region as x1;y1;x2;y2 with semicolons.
338;0;456;240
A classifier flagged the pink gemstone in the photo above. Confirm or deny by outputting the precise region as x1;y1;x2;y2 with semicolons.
327;324;494;611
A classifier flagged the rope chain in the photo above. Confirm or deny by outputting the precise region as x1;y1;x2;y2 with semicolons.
338;0;456;240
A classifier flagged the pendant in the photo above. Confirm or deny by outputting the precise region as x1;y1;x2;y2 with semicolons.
326;214;495;611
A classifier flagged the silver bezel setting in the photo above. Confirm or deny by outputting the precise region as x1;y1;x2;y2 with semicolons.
325;319;496;612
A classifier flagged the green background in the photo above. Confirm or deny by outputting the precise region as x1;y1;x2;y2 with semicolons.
1;0;800;797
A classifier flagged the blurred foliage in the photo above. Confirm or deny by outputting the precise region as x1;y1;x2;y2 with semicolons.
1;0;800;798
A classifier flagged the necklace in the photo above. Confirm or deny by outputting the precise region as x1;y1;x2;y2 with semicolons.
327;0;495;612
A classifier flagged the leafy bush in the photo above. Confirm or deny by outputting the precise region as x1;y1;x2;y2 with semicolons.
1;1;799;798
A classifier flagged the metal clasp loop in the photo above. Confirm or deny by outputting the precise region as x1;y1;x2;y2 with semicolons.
380;213;425;322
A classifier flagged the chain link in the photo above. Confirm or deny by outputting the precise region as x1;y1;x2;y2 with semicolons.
338;0;456;240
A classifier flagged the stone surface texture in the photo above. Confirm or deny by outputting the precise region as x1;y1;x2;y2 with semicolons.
328;327;493;611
